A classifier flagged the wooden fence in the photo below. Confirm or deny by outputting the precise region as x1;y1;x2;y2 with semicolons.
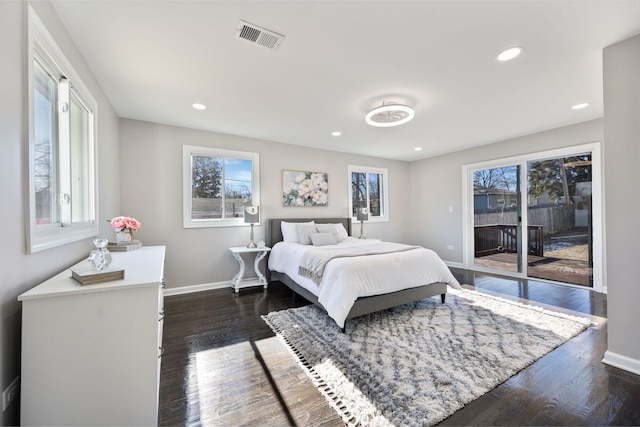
474;206;575;235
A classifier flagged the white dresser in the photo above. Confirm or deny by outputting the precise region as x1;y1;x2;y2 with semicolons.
18;246;166;426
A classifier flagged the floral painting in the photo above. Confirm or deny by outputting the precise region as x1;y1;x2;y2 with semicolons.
283;170;328;207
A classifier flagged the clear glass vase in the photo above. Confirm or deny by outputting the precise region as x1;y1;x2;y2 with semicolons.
89;238;112;270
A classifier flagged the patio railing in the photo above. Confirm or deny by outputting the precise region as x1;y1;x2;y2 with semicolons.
474;224;544;257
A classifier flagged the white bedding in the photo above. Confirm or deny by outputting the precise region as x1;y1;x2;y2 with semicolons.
268;237;461;327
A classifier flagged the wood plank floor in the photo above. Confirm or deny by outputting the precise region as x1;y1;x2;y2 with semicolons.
159;269;640;426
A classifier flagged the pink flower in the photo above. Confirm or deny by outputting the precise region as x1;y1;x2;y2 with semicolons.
124;217;141;231
108;216;141;231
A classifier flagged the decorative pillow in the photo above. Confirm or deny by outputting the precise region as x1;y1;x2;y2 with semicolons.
315;223;337;241
316;223;349;242
281;221;314;242
296;223;319;245
310;232;338;246
334;223;349;241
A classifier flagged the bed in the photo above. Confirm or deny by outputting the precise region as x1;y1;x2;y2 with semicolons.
266;217;461;330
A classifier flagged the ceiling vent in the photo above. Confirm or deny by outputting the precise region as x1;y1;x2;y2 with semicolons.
236;20;285;51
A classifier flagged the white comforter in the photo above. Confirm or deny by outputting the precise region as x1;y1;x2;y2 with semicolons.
268;237;461;327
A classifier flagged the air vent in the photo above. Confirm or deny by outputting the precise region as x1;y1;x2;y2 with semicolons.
236;20;285;51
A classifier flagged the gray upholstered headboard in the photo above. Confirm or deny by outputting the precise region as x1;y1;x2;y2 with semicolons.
266;217;352;248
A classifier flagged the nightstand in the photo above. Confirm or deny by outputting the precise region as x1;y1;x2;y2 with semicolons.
228;246;271;292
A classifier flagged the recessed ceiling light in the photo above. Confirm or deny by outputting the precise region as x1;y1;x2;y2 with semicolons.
192;103;207;110
331;131;342;136
571;102;590;110
497;46;523;62
414;147;423;151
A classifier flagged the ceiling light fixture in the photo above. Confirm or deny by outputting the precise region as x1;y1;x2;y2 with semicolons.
572;102;590;110
497;46;523;61
192;103;207;110
365;102;415;127
414;147;423;151
331;131;342;136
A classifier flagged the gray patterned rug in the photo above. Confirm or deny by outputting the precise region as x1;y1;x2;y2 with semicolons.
262;288;591;426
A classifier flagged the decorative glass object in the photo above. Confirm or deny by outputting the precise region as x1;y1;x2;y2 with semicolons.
89;238;113;270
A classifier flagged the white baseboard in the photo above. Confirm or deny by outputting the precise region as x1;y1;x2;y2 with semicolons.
602;350;640;376
163;280;230;296
444;261;464;269
163;277;267;296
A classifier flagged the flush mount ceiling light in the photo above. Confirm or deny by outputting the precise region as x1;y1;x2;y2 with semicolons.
192;103;207;110
365;102;415;127
497;46;523;61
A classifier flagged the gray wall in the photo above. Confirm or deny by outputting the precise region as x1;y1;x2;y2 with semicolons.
0;2;121;424
603;34;640;368
118;119;412;289
409;119;603;262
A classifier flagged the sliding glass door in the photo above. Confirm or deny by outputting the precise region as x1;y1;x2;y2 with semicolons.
473;165;522;273
466;145;600;289
526;153;593;286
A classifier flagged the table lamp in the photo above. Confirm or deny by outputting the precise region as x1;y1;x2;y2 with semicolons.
357;207;369;239
244;206;259;248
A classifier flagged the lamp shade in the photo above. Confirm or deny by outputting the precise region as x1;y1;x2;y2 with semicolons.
356;207;369;221
244;206;260;223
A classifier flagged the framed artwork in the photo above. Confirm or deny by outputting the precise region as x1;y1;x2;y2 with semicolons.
282;170;328;207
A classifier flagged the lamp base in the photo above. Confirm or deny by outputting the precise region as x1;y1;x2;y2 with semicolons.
247;223;257;248
358;220;366;239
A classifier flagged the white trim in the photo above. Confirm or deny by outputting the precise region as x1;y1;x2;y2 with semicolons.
602;351;640;376
182;145;260;229
462;142;604;292
26;5;98;253
163;281;230;296
163;277;264;297
444;261;464;269
348;165;389;223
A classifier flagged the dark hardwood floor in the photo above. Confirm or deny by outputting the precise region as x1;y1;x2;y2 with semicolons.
159;269;640;426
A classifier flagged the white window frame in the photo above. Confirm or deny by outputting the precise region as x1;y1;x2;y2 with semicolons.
348;165;389;223
182;145;260;228
26;5;98;253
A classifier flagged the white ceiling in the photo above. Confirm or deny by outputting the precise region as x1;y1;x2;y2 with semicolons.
50;0;640;161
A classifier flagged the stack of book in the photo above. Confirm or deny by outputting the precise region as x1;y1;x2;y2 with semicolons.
108;240;142;252
71;264;125;285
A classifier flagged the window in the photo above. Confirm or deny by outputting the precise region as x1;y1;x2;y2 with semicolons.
27;6;97;253
348;165;389;221
183;146;260;228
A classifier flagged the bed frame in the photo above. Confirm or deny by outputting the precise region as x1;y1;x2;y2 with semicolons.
266;217;448;330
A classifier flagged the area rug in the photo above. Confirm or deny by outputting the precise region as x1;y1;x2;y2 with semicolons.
262;288;592;427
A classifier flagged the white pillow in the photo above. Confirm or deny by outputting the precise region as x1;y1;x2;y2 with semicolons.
296;223;319;245
281;221;314;242
316;223;349;242
315;223;339;242
310;232;337;246
334;223;349;241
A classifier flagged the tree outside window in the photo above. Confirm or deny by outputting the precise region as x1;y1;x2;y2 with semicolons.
349;165;388;221
183;146;259;228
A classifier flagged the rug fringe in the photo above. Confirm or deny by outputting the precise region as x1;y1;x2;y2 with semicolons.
262;314;360;426
451;287;597;327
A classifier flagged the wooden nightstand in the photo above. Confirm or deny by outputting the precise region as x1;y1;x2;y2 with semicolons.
228;246;271;292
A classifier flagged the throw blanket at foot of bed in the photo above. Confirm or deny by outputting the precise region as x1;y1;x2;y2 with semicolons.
298;242;421;286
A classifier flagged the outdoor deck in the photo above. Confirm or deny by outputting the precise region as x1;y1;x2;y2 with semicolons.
474;252;592;286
